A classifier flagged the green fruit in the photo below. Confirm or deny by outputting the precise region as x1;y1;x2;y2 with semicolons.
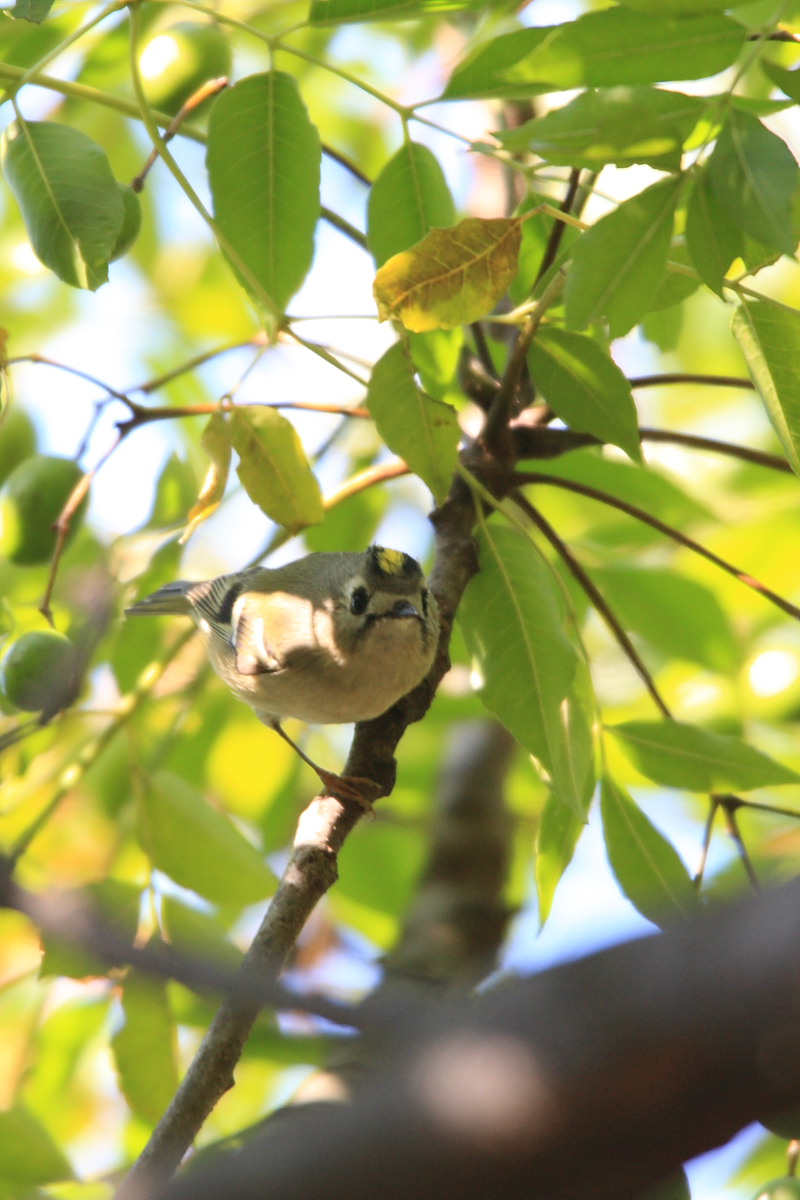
138;21;231;116
0;630;78;715
751;1178;800;1200
109;183;142;262
0;408;37;487
0;454;87;566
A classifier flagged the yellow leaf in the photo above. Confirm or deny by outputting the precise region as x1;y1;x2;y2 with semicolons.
373;216;522;331
180;412;232;544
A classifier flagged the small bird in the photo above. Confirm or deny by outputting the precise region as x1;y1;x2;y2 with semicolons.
126;546;439;803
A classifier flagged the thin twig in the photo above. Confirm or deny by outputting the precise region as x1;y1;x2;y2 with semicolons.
640;428;791;473
694;798;718;889
515;472;800;625
719;799;760;893
631;373;755;391
514;493;671;718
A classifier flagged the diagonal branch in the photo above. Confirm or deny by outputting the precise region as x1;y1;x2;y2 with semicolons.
515;471;800;624
513;492;671;719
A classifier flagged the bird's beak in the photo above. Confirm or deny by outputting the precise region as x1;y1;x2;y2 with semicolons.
390;600;419;619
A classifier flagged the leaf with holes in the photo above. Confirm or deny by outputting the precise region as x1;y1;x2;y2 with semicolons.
374;217;521;331
230;406;323;534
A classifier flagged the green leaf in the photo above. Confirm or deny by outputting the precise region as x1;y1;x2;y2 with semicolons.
0;1106;73;1184
229;405;324;533
706;108;797;257
374;216;521;331
732;297;800;476
11;0;55;20
1;119;123;290
685;167;743;297
366;341;459;504
367;141;456;266
161;896;244;970
615;0;731;11
496;87;704;172
310;0;484;22
141;770;277;905
207;72;321;314
535;791;585;928
528;327;641;462
458;523;593;814
443;11;745;100
763;60;800;104
565;176;681;337
607;719;800;791
111;968;179;1125
601;776;700;927
591;565;738;672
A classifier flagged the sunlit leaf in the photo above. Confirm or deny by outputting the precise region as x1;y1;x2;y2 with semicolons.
366;341;459;503
535;791;584;928
181;412;232;543
11;0;55;20
207;72;321;314
1;119;123;290
607;719;799;791
0;1106;73;1184
111;968;179;1124
601;776;699;927
310;0;485;22
373;216;522;331
443;10;745;99
141;770;277;905
565;176;681;337
459;522;592;814
706;109;797;257
230;405;324;533
592;565;738;672
496;87;704;172
685;167;743;297
732;297;800;476
367;141;456;267
528;327;641;461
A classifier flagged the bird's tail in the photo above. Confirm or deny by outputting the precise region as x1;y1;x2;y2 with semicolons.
125;581;195;617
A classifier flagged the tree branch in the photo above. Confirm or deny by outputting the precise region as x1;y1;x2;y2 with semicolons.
159;878;800;1200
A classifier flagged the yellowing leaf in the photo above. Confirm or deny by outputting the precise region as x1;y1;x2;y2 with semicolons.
180;412;232;543
230;406;323;534
373;217;522;331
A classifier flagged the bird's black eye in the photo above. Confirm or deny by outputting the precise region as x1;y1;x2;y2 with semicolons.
350;586;370;616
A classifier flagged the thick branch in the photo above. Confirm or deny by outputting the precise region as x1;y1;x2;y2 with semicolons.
161;879;800;1200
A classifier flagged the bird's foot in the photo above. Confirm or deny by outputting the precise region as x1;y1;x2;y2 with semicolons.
314;768;382;809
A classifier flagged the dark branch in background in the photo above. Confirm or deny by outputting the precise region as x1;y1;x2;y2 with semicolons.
532;167;581;287
515;471;800;624
382;720;516;988
159;879;800;1200
0;857;359;1029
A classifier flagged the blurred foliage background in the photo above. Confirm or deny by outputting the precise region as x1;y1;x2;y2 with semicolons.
2;0;800;1196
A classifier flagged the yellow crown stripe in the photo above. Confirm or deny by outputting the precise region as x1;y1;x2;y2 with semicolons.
374;546;406;576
